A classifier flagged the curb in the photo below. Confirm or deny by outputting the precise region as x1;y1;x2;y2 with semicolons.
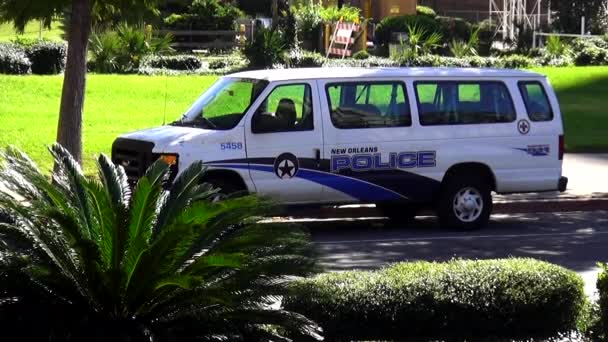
277;196;608;219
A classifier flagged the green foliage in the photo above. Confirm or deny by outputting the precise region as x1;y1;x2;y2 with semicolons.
319;5;361;23
0;42;30;74
0;144;322;341
375;14;441;47
278;7;298;50
284;48;326;68
141;55;202;71
449;27;480;57
597;263;608;340
243;27;287;68
391;23;443;61
163;0;243;30
89;24;173;73
24;40;66;74
572;38;608;66
293;0;323;39
437;16;473;46
501;54;536;68
285;259;586;341
552;0;605;34
477;19;496;56
546;35;570;57
352;50;370;60
416;5;437;18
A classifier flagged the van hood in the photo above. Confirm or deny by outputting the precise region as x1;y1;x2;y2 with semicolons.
119;126;224;151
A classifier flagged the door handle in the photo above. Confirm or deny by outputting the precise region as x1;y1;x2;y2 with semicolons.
314;148;321;169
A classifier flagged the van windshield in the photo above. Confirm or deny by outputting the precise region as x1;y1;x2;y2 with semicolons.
173;77;268;130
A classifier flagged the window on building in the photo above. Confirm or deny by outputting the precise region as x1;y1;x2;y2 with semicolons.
326;81;412;129
415;81;516;125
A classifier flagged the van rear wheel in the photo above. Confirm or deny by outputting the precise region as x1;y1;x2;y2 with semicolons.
437;174;492;230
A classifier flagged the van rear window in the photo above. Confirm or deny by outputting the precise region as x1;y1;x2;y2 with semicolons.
518;81;554;122
415;81;516;126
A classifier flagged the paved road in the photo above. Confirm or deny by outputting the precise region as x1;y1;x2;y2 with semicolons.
300;211;608;298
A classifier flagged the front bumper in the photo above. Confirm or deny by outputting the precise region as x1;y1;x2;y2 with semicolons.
558;176;568;192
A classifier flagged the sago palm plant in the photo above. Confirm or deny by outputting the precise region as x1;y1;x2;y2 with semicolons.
0;144;321;341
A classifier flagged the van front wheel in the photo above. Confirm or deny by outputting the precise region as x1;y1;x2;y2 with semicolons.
437;175;492;230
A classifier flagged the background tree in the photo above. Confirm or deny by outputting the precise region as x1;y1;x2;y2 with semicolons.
552;0;605;34
0;0;160;165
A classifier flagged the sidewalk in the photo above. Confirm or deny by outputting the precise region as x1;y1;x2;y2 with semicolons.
495;153;608;203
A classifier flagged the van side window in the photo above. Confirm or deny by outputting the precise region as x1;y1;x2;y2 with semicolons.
518;81;554;121
326;81;412;129
252;83;314;134
415;81;516;126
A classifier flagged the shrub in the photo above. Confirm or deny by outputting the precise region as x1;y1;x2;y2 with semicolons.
89;24;173;73
294;0;323;40
164;0;243;30
285;259;585;341
243;27;287;68
0;43;31;75
25;41;67;74
417;5;437;18
320;5;361;23
322;56;398;68
437;16;472;45
375;14;441;47
352;50;370;60
141;55;202;70
284;49;325;68
597;263;608;339
501;54;536;68
0;144;322;341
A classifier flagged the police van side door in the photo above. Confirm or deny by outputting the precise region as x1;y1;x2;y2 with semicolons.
318;78;439;204
244;80;324;204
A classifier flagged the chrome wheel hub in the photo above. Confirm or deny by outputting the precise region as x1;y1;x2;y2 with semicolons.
453;187;483;223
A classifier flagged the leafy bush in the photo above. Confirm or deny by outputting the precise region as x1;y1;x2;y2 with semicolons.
89;24;173;73
164;0;243;30
390;23;443;61
285;259;585;341
294;0;323;40
449;27;480;57
546;35;570;58
597;263;608;339
501;54;536;68
417;5;437;18
284;49;326;68
352;50;370;60
243;27;287;68
24;41;67;74
322;56;398;68
572;38;608;66
141;54;202;70
375;14;441;47
0;43;31;75
477;19;496;56
320;5;361;23
0;144;322;341
437;16;473;45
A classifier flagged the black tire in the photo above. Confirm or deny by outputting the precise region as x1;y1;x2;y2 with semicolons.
376;202;419;224
437;173;492;231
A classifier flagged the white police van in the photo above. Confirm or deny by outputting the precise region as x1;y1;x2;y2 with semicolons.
112;67;567;230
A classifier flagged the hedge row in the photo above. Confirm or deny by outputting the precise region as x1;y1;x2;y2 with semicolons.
284;259;585;341
0;41;66;75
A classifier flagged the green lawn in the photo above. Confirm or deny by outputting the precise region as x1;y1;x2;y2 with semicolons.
0;20;63;41
1;66;607;173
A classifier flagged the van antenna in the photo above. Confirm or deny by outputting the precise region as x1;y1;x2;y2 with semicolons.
162;74;169;125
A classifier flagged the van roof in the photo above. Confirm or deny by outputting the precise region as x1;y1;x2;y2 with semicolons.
228;67;544;82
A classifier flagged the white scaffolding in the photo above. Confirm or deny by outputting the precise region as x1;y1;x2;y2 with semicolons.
489;0;546;40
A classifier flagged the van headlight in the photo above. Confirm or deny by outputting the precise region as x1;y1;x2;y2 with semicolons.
158;154;178;166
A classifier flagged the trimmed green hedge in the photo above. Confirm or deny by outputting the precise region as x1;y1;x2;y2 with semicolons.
25;41;66;74
285;259;585;341
0;43;31;75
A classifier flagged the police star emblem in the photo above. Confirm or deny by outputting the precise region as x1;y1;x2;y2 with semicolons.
273;153;299;180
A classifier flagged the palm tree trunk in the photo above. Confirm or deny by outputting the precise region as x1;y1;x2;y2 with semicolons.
57;0;92;165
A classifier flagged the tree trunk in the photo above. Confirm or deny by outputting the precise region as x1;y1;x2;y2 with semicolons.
57;0;92;164
271;0;278;29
